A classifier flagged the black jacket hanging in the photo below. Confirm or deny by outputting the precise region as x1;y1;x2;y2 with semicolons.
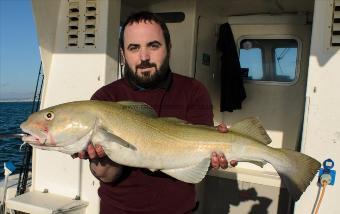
217;23;246;112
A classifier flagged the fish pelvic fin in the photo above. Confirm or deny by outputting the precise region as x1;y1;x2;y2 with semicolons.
272;148;320;201
117;101;157;117
229;117;271;144
161;158;211;183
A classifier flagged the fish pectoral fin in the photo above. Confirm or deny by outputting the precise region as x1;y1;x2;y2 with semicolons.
161;158;211;183
92;127;137;151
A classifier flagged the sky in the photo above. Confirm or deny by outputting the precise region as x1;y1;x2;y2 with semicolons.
0;0;40;101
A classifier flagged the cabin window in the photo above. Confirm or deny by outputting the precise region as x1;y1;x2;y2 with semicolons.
239;38;299;84
239;46;264;80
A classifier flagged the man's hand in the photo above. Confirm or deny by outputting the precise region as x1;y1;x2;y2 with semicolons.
210;123;238;169
72;144;106;159
72;144;122;183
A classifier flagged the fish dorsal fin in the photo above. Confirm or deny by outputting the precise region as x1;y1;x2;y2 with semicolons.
160;158;211;183
229;117;271;144
118;101;157;117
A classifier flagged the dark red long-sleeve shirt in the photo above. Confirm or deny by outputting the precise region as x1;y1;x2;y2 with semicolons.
91;72;213;214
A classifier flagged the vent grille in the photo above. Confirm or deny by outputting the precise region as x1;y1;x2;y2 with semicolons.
66;0;96;48
67;1;79;46
84;0;96;46
67;0;79;47
332;0;340;46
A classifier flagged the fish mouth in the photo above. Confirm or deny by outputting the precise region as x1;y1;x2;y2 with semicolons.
22;135;46;145
20;128;48;146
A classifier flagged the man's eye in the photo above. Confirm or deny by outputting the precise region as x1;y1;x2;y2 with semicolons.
150;44;160;50
128;46;139;51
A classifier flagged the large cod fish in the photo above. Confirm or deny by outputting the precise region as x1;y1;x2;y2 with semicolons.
20;100;320;201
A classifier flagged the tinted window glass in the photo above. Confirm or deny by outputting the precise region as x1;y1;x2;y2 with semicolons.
239;39;299;83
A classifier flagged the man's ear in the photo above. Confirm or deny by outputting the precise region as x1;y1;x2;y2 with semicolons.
120;48;125;65
168;42;172;56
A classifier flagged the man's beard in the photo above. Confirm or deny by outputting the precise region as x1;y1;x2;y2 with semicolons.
124;57;170;89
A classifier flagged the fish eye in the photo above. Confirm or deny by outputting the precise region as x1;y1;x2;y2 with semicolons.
44;112;54;121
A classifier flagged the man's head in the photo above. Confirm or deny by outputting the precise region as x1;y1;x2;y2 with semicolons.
120;11;172;89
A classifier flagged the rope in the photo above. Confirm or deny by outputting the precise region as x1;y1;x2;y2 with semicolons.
314;180;327;214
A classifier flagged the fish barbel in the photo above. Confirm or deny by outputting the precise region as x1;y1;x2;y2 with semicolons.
20;100;320;201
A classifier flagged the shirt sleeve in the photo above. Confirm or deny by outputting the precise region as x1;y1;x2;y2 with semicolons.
186;80;214;126
91;86;116;101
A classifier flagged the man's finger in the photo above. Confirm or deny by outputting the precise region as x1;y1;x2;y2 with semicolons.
217;123;228;133
211;152;219;169
230;160;238;167
95;144;106;158
218;154;228;169
71;153;79;159
87;144;97;159
78;151;89;159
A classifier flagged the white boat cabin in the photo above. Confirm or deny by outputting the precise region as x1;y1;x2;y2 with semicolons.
4;0;340;213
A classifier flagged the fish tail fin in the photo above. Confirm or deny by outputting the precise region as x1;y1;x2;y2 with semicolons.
271;148;320;201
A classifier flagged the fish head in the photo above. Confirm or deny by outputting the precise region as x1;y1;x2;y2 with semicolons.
20;102;97;154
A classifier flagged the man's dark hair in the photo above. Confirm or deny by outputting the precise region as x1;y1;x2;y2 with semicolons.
119;11;171;53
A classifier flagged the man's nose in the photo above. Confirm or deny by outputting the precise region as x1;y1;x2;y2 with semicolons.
139;47;150;61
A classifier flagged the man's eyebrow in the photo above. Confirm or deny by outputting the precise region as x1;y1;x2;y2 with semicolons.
147;41;162;46
127;43;140;49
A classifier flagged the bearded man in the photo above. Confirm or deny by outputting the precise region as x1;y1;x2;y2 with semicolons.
77;11;236;214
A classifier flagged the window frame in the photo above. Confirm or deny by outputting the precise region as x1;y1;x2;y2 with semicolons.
237;35;302;86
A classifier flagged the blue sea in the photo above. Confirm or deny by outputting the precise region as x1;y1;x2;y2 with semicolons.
0;102;34;179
